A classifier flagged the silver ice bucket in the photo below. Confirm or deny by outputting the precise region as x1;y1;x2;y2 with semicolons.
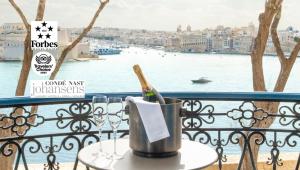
127;98;182;158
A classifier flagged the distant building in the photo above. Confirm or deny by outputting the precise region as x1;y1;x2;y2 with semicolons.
264;26;298;55
1;23;26;34
187;25;192;32
232;35;254;53
57;29;90;60
278;27;297;53
212;36;223;52
223;37;233;50
0;41;3;60
202;29;214;51
265;36;275;55
180;33;207;53
247;22;256;36
165;36;181;52
0;23;26;60
177;25;182;33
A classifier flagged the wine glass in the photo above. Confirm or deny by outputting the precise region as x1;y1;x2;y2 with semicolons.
107;97;124;160
92;95;108;156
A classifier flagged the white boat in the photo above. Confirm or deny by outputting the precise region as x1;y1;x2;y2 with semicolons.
93;48;122;55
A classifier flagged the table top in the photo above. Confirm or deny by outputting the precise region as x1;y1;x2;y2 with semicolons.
78;139;218;170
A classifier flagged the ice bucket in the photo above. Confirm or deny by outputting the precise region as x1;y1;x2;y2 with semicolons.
127;98;182;158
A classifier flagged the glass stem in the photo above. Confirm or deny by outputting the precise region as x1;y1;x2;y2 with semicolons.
113;129;117;155
99;128;103;153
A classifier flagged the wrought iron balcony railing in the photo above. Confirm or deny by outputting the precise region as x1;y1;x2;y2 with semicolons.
0;92;299;170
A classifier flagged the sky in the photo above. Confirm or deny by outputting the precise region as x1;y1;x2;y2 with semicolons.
0;0;299;31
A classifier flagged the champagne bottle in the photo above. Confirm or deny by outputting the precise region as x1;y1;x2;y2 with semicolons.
133;64;166;104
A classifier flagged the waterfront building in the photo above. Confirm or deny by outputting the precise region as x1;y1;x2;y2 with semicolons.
247;22;256;36
165;36;181;52
0;23;26;60
58;24;298;55
1;39;25;61
264;26;298;55
206;38;213;52
232;23;256;37
278;27;298;53
58;29;90;60
202;29;214;52
265;36;275;55
0;41;4;60
212;36;224;52
223;37;232;50
144;37;166;47
187;25;192;32
180;33;207;52
215;25;225;35
1;23;26;34
177;25;182;33
232;35;254;54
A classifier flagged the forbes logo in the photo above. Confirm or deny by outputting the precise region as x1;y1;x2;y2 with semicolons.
31;21;58;50
31;40;58;48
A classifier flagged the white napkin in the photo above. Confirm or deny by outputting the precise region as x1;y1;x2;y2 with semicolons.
126;97;170;143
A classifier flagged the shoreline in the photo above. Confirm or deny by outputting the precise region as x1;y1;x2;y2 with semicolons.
1;47;300;62
181;51;276;56
0;56;105;62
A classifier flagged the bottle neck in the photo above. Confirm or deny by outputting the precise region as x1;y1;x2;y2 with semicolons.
143;91;157;102
144;89;155;96
133;65;151;90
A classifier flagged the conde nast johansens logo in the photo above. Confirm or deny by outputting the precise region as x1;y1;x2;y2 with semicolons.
30;80;85;98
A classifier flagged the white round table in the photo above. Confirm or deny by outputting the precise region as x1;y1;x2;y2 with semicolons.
78;139;218;170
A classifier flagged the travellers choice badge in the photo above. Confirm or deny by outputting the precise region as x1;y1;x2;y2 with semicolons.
31;51;56;76
31;21;58;50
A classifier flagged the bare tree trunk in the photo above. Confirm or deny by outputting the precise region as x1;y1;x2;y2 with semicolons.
240;0;300;169
0;1;46;170
15;34;32;96
241;1;280;167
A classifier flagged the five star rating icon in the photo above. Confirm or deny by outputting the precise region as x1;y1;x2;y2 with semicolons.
31;21;58;50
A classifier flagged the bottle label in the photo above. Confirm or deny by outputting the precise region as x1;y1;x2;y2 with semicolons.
145;91;155;97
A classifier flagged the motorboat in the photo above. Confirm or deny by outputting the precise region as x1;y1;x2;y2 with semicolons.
191;77;212;84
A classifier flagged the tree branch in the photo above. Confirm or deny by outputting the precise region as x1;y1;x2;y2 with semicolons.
271;3;300;92
288;40;300;63
12;0;46;96
272;40;300;92
275;0;283;7
49;0;110;80
250;0;282;92
250;13;268;91
8;0;30;31
35;0;46;21
271;6;286;64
